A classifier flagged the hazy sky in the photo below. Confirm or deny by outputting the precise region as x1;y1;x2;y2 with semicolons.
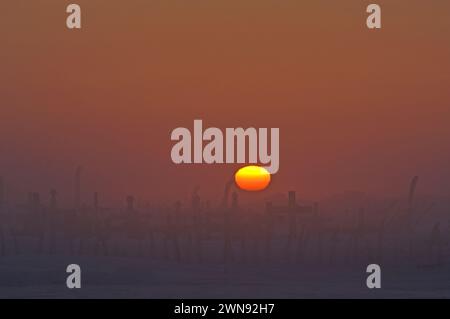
1;1;450;205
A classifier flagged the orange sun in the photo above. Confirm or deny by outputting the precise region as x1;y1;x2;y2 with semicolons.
235;165;271;191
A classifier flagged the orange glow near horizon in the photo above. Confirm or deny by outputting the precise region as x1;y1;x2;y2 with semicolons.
235;166;271;191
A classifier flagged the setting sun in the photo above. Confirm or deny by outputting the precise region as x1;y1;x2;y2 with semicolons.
234;166;271;191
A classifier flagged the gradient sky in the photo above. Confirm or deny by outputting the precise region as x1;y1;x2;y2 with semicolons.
1;1;450;205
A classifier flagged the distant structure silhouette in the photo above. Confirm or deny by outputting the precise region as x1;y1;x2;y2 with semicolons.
0;176;4;255
221;179;234;209
32;192;40;213
74;166;82;211
0;176;4;211
126;195;135;212
265;191;317;261
50;189;57;210
93;192;99;212
0;171;447;276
